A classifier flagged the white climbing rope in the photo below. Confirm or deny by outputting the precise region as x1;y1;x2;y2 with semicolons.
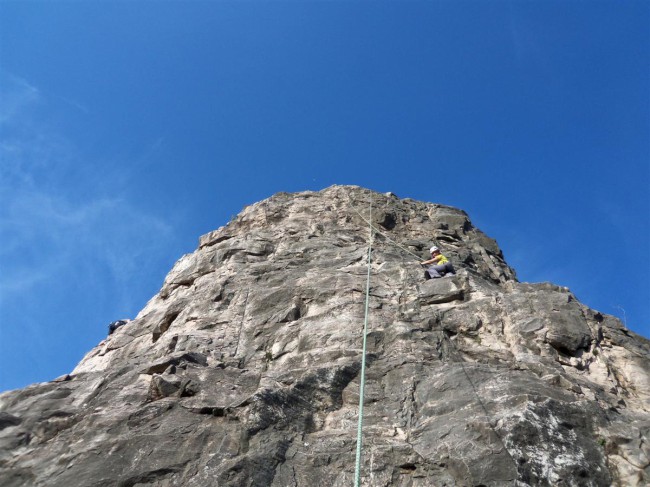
354;198;373;487
347;197;432;262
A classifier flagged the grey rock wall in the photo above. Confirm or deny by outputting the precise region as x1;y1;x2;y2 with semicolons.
1;185;648;486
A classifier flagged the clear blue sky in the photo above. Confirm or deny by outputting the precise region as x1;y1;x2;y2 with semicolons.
1;1;648;392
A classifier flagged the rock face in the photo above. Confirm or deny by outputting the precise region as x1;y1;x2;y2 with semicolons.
1;185;648;486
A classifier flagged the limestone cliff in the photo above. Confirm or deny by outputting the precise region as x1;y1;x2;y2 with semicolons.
1;186;648;486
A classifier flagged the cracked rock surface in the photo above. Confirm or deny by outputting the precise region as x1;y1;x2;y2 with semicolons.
1;185;648;486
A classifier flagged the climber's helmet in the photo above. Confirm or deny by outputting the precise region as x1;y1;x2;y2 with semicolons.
430;246;439;254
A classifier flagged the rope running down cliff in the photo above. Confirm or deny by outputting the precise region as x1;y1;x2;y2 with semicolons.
348;196;519;483
347;198;426;262
354;198;373;487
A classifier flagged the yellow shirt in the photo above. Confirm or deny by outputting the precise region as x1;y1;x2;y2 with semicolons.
433;254;448;265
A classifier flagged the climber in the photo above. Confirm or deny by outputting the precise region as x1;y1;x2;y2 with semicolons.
421;246;455;280
108;319;130;335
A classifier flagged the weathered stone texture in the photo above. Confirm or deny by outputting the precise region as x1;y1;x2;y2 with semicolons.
1;185;648;486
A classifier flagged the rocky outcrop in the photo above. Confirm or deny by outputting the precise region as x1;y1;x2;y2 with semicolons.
1;185;648;486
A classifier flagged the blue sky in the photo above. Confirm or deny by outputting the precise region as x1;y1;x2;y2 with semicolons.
1;1;648;392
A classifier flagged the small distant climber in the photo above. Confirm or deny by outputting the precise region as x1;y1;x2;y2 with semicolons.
108;319;130;335
421;246;455;280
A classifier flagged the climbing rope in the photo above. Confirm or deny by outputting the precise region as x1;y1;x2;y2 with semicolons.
347;195;519;484
347;198;426;262
354;198;373;487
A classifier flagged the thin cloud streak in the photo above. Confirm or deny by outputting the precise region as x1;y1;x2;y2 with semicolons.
0;73;40;125
0;190;173;296
0;73;176;302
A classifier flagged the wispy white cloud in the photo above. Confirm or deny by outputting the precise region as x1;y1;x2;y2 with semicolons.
0;72;176;303
1;189;172;291
0;73;40;125
58;96;90;114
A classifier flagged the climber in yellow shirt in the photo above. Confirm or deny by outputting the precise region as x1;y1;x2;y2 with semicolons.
421;246;455;279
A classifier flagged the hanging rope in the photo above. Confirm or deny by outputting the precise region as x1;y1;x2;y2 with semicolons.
354;198;373;487
347;198;426;262
347;195;519;483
